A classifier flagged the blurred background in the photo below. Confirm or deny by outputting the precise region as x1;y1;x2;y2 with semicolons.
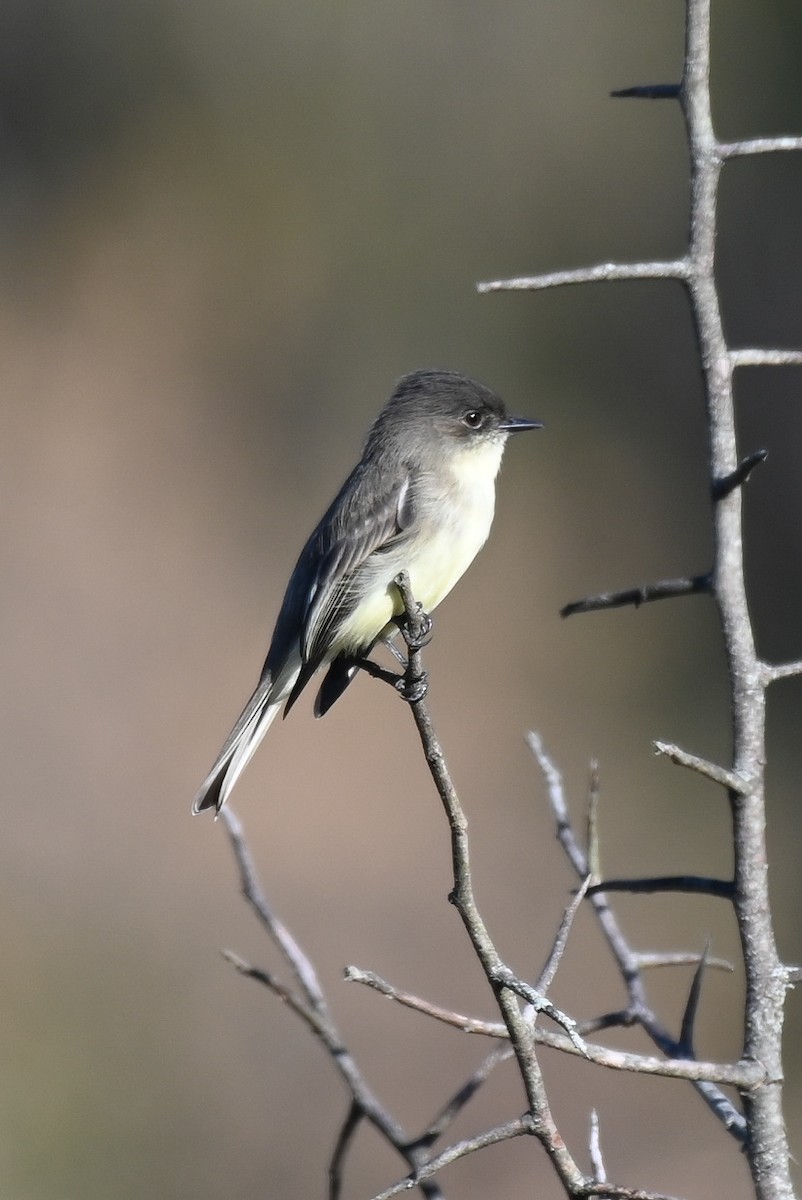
1;1;801;1196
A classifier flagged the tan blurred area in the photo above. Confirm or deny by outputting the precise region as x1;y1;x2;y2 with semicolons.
2;2;801;1196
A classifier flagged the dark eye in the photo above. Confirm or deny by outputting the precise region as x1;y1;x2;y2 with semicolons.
462;410;484;429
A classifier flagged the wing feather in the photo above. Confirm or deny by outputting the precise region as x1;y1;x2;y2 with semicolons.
263;456;416;706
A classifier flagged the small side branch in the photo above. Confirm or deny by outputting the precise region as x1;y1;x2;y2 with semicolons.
720;136;802;158
345;963;762;1088
730;348;802;368
761;659;802;685
477;259;689;295
588;876;734;900
344;965;507;1038
561;573;711;618
653;740;749;794
370;1118;535;1200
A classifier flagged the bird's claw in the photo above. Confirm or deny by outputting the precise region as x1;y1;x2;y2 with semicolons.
395;606;433;651
396;670;428;703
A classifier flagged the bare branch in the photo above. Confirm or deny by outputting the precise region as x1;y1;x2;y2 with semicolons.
370;1118;535;1200
417;1048;516;1147
652;740;748;794
588;876;734;900
761;659;802;685
394;575;594;1196
527;734;748;1140
561;574;711;618
343;965;507;1037
477;259;689;295
730;348;802;368
720;136;802;158
219;807;327;1009
589;1110;608;1185
635;951;733;973
536;875;592;994
345;962;761;1088
220;811;444;1199
492;965;588;1055
586;761;602;884
532;1024;762;1089
329;1102;362;1200
678;0;792;1187
222;950;325;1033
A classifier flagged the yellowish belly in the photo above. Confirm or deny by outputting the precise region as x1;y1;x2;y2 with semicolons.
336;442;500;653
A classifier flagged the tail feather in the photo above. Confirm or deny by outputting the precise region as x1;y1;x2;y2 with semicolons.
192;674;290;814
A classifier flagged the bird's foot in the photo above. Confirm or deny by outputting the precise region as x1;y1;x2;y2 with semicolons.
396;669;428;704
394;606;433;652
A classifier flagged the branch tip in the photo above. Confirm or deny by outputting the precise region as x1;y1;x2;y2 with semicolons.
477;259;688;295
652;740;748;794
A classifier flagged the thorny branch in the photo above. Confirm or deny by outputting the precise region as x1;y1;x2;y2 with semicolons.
213;1;800;1196
479;0;801;1194
527;734;748;1142
219;807;447;1200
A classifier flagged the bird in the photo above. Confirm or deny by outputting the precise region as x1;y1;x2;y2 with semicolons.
193;369;541;813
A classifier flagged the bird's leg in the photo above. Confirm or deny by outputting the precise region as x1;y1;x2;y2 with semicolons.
353;656;403;689
389;574;432;702
379;634;407;666
354;650;427;703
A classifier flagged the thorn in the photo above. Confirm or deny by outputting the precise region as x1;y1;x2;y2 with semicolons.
611;83;681;100
713;450;768;499
679;941;711;1055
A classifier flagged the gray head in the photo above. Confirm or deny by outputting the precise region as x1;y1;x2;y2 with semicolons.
365;369;541;456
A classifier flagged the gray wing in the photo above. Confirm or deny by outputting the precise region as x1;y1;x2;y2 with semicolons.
264;455;417;704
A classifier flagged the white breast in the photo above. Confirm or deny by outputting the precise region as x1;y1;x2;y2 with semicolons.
336;436;506;652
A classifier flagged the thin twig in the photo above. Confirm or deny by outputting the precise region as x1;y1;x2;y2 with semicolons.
761;659;802;685
220;807;327;1007
329;1102;362;1200
587;876;734;900
635;951;733;973
586;761;602;884
369;1118;535;1200
415;1047;516;1147
652;740;748;794
561;574;711;618
720;137;802;157
344;965;506;1037
536;875;592;994
589;1110;607;1185
477;259;689;295
730;348;802;368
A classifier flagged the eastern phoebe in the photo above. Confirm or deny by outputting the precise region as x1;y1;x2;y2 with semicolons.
193;369;541;814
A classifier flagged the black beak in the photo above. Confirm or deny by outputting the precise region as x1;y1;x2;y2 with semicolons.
499;415;544;433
